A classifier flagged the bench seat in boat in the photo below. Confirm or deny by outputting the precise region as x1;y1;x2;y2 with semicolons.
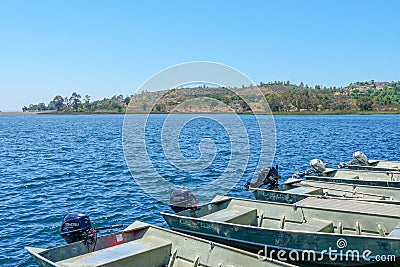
293;218;334;233
286;186;323;195
56;236;171;267
201;205;257;225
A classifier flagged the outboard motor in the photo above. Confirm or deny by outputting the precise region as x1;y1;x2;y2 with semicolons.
245;165;281;189
259;166;280;187
60;213;123;245
61;213;93;244
169;187;199;213
353;151;369;166
310;159;326;174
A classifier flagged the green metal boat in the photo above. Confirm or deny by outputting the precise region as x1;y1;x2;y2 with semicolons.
298;159;400;187
305;169;400;188
162;196;400;266
250;179;400;204
339;151;400;172
26;221;295;267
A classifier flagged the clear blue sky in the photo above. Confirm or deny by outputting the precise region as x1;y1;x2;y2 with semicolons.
1;0;399;111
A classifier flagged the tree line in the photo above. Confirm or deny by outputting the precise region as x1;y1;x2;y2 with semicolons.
23;81;400;113
23;92;131;113
261;81;400;112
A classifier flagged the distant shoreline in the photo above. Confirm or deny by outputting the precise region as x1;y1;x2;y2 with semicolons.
273;110;400;115
2;110;400;115
0;111;38;115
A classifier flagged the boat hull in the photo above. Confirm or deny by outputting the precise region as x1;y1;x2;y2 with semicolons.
162;213;400;266
342;165;400;172
252;187;312;204
162;196;400;266
341;159;400;172
306;175;400;188
251;181;400;205
26;221;294;267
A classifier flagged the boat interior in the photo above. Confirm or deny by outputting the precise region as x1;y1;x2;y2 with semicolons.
345;161;400;172
318;168;400;181
30;225;171;267
254;182;397;202
368;160;400;168
178;197;400;238
298;180;400;198
27;221;285;267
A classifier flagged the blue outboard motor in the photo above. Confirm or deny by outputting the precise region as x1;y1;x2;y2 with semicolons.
60;213;92;244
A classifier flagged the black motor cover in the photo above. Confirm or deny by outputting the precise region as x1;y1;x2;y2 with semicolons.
245;166;281;189
169;188;198;213
61;213;92;243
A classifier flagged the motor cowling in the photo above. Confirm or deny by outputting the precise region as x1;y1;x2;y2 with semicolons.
244;166;281;189
258;166;280;187
353;151;368;166
61;213;92;244
169;188;198;213
310;159;326;173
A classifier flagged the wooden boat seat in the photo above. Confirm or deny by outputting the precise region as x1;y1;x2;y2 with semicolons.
293;218;334;233
201;205;257;225
56;236;172;267
388;224;400;238
286;186;323;195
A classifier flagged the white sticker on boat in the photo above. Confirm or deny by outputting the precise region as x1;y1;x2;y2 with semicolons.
208;204;212;211
116;234;123;242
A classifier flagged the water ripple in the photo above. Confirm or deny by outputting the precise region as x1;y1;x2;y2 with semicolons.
1;114;400;266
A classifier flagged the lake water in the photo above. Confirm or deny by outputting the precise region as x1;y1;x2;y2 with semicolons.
1;114;400;266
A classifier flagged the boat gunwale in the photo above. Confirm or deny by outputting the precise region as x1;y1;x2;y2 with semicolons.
286;180;400;190
249;186;400;204
25;247;58;267
322;168;400;175
161;196;400;239
25;220;296;267
161;210;400;241
305;176;400;187
164;226;396;261
341;165;400;173
211;195;400;219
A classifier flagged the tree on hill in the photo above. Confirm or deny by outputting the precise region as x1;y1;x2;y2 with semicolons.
22;81;400;113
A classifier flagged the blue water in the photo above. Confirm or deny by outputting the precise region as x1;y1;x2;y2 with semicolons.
1;114;400;266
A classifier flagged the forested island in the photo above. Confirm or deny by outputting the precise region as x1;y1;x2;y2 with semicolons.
23;93;131;113
23;80;400;114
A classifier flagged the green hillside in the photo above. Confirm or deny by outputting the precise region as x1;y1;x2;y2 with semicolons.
23;80;400;114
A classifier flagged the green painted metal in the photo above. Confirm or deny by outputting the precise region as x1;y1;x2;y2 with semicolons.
306;168;400;188
26;221;295;267
342;159;400;172
251;180;400;204
162;196;400;266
